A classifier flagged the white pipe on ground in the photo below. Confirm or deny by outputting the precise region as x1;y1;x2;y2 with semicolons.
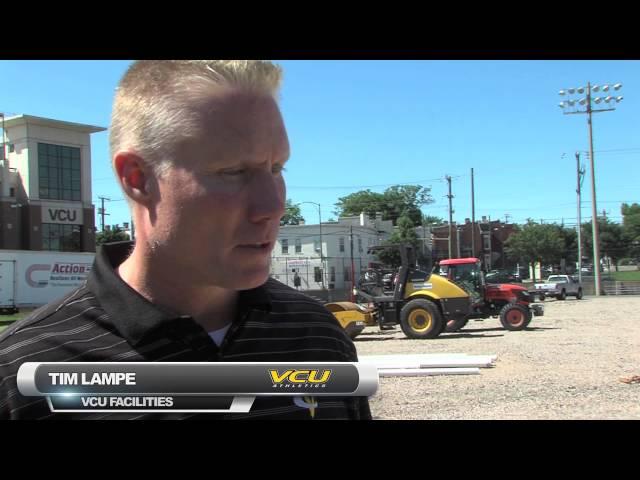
365;360;493;369
359;354;496;368
378;368;481;377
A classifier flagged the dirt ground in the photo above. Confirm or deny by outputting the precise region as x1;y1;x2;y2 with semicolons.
354;296;640;419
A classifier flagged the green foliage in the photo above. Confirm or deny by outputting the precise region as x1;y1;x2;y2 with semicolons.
280;199;305;226
96;226;130;246
622;203;640;261
504;221;566;282
335;185;433;226
422;215;446;226
376;215;421;268
581;219;627;270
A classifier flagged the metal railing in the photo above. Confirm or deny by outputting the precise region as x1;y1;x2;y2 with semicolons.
602;281;640;296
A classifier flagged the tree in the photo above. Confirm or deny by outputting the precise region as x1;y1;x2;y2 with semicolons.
558;225;578;267
334;190;385;220
582;219;627;271
422;215;446;226
96;226;130;246
376;215;420;268
504;221;565;282
280;199;305;226
335;185;433;225
622;203;640;264
383;185;433;225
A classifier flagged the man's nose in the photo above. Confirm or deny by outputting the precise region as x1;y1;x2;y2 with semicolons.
248;170;286;224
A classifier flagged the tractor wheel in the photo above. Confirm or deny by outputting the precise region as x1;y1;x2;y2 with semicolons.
556;289;566;301
499;303;532;331
399;299;443;339
445;318;469;333
576;288;583;300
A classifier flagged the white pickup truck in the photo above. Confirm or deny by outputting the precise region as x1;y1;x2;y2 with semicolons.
534;275;583;301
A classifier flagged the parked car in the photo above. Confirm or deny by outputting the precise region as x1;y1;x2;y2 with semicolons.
485;270;520;284
534;275;583;300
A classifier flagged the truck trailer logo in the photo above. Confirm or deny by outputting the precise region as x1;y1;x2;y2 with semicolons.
26;263;92;288
269;369;332;388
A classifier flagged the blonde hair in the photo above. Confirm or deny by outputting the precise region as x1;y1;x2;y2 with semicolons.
109;60;283;178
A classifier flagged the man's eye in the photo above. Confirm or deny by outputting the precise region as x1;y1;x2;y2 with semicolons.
219;169;246;177
272;164;286;174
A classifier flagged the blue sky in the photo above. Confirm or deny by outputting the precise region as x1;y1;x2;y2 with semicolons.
1;60;638;230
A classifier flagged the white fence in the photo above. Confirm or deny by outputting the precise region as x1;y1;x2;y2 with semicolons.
602;281;640;296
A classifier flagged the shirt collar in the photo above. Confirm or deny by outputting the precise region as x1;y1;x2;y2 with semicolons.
87;241;272;346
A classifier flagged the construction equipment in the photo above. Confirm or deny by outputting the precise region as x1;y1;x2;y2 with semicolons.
325;302;372;339
438;257;544;332
326;245;470;340
326;246;543;339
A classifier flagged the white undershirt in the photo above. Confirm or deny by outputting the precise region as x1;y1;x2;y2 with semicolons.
208;324;232;347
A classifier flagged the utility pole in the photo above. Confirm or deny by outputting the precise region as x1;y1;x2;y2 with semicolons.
587;84;602;295
1;112;6;164
349;225;355;302
420;216;427;261
559;81;623;296
446;175;453;259
318;205;324;289
98;197;111;232
576;152;584;284
471;168;476;258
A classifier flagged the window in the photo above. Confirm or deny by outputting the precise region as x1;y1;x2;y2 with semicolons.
295;238;302;253
483;233;491;251
330;266;336;282
281;239;289;254
358;236;363;253
313;237;321;254
38;143;81;201
9;188;15;197
9;144;15;153
344;266;351;281
339;237;345;253
314;267;322;283
42;223;81;252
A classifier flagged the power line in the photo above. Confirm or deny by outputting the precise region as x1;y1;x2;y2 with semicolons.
287;175;467;190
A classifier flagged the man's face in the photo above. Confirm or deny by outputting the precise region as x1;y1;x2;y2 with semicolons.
149;90;289;291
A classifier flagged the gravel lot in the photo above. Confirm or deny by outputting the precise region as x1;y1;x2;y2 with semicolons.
354;296;640;419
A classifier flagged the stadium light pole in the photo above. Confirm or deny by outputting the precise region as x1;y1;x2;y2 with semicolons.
559;82;623;296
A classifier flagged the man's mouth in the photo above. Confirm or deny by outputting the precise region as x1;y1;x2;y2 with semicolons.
237;242;272;251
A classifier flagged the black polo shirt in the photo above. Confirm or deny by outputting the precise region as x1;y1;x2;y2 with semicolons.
0;242;372;420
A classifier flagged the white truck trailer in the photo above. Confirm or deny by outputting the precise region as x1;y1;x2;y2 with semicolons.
0;250;95;312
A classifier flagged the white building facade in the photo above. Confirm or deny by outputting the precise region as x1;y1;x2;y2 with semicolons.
272;213;393;291
1;114;106;252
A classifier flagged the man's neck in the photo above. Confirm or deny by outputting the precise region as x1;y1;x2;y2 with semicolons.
116;245;239;332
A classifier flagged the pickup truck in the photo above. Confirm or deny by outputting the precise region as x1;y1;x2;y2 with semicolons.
533;275;583;300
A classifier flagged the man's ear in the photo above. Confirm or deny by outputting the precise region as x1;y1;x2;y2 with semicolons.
113;152;154;204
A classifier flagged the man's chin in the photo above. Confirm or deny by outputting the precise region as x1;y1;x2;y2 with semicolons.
226;268;270;291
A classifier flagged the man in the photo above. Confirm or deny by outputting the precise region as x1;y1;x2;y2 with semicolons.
0;60;371;420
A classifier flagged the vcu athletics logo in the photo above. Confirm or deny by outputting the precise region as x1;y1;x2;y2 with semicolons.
268;369;332;389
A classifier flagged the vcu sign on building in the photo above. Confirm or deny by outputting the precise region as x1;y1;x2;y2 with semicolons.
0;114;105;253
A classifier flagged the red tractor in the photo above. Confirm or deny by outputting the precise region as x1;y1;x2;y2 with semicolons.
438;258;544;332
